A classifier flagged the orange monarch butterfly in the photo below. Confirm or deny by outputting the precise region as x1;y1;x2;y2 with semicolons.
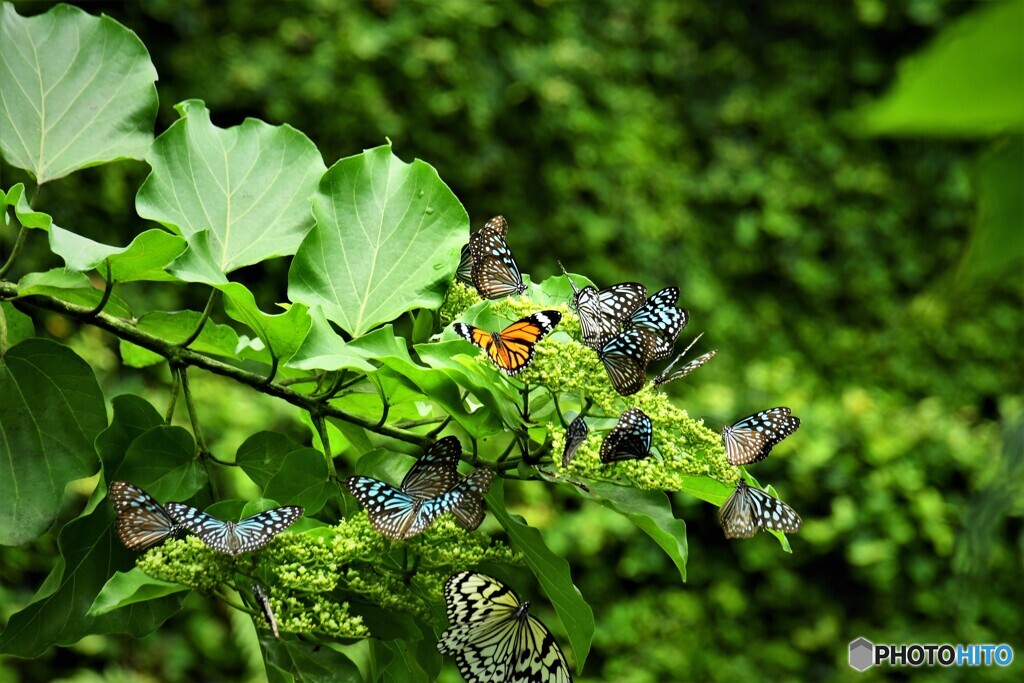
453;310;562;375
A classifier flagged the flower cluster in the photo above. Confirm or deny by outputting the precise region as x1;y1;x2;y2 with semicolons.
440;282;482;323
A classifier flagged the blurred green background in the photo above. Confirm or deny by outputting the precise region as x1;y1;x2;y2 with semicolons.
1;0;1021;681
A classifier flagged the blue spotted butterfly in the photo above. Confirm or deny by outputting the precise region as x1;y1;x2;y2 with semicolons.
600;408;653;462
722;407;801;465
718;479;802;539
625;287;688;360
401;436;494;531
560;262;647;350
457;216;509;287
469;216;526;299
347;468;494;540
109;481;182;551
166;503;303;556
598;327;660;395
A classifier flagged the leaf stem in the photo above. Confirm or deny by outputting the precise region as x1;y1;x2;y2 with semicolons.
85;261;114;317
426;413;453;436
165;365;182;423
0;226;28;279
311;411;337;477
178;365;208;454
178;288;219;350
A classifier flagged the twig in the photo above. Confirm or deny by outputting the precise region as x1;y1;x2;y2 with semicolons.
177;288;219;350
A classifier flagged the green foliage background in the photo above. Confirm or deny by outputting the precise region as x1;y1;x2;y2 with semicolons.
1;0;1021;681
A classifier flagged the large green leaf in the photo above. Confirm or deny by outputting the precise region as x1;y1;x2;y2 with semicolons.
217;282;311;367
583;481;688;581
0;338;106;545
136;100;326;276
118;309;241;368
16;268;133;318
286;306;379;372
855;1;1024;136
48;225;187;282
95;394;165;473
288;143;468;336
264;448;335;515
237;431;304;489
486;482;594;673
263;640;362;683
112;425;206;501
0;3;157;183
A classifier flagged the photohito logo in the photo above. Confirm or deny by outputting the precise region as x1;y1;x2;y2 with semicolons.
849;638;1014;671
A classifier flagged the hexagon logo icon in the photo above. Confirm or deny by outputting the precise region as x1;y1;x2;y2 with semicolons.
849;637;875;671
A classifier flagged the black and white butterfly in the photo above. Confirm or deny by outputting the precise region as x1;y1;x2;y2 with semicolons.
456;243;474;286
722;407;801;465
625;287;688;360
653;333;717;388
561;416;589;467
437;572;573;683
560;263;646;350
251;583;280;639
600;408;653;462
166;504;303;556
597;327;660;395
469;216;526;299
718;479;802;539
108;481;182;551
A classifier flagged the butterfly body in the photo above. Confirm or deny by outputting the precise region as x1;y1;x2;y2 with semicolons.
561;266;647;350
600;408;653;462
454;310;562;376
166;504;303;556
598;327;660;395
108;481;181;551
438;572;573;683
718;479;802;539
722;407;801;465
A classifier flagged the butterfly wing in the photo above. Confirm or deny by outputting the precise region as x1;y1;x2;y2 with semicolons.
449;468;495;531
654;349;717;388
469;219;524;299
226;506;304;555
456;243;474;285
598;327;659;395
251;583;280;638
455;311;561;376
746;486;802;534
401;436;462;499
347;476;456;540
561;416;589;467
722;407;801;465
512;615;573;683
599;408;653;462
625;287;687;360
575;282;647;350
718;481;758;539
108;481;179;551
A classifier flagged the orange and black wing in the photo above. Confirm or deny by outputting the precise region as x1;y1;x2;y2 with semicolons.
453;310;561;375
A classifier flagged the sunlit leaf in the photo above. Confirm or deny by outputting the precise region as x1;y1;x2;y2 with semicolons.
1;183;53;230
0;3;157;183
89;568;189;617
217;282;311;366
288;143;468;336
49;226;187;282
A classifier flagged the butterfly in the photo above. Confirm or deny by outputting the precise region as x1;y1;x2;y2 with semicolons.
437;572;573;683
469;216;525;299
346;467;494;540
625;287;688;360
251;583;280;639
721;407;801;465
718;479;802;539
453;310;562;376
165;504;303;556
652;332;717;388
600;408;653;462
559;262;646;350
561;416;589;467
597;326;660;395
456;244;474;286
108;481;182;551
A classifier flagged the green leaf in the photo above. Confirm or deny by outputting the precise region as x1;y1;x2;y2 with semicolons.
486;482;595;672
288;143;468;336
217;282;311;366
416;340;522;430
379;639;434;683
95;394;165;472
1;300;34;351
112;425;206;501
136;100;326;275
237;431;304;489
855;1;1024;136
89;568;190;617
15;268;134;318
49;226;187;282
955;136;1024;289
264;448;334;515
118;309;240;368
1;183;53;230
263;640;362;683
286;306;378;372
0;338;106;545
0;505;184;657
583;481;688;581
0;3;157;183
165;228;230;285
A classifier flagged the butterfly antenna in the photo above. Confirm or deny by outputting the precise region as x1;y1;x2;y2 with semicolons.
557;260;581;296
